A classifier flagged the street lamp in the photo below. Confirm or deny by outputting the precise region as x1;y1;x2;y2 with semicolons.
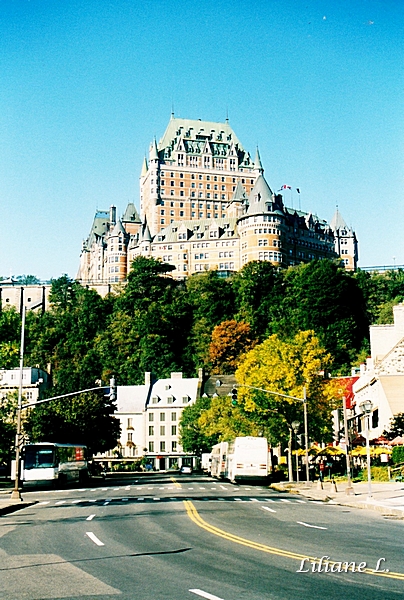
342;396;354;495
292;420;300;483
359;399;373;500
11;305;27;500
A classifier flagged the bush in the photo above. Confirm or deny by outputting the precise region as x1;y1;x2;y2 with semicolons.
391;446;404;465
370;466;390;481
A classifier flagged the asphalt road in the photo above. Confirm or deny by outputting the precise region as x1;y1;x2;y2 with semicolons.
1;473;403;600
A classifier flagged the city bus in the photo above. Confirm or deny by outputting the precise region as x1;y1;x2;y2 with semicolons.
21;442;89;487
225;436;268;483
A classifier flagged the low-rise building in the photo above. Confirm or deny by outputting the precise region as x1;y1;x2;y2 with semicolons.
0;367;49;404
353;303;404;439
97;371;201;471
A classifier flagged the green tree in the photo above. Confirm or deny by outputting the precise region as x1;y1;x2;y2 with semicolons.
198;395;260;441
185;271;235;369
231;261;282;338
15;275;40;285
24;391;120;456
0;393;17;465
278;260;369;371
27;277;113;394
179;396;218;454
98;257;192;384
0;307;21;369
383;413;404;440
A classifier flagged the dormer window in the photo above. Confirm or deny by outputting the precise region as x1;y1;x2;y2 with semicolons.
152;396;159;404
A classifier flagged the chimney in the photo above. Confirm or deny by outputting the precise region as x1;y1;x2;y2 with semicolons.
110;205;116;226
145;372;151;386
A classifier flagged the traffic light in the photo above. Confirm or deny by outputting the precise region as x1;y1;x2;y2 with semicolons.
109;377;116;401
296;434;304;446
231;387;238;406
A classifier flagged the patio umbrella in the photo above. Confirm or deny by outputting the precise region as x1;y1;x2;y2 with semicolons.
389;436;404;446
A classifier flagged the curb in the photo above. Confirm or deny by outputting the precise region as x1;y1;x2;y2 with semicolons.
269;483;404;518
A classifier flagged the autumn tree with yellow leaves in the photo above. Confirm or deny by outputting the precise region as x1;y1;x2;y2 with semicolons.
235;331;341;449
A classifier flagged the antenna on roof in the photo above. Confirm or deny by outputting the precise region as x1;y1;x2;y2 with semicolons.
171;102;175;118
225;107;229;123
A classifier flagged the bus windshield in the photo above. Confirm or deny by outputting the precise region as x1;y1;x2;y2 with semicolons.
24;446;56;469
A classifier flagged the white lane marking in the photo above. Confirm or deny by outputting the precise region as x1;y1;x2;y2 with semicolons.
38;501;50;505
113;487;120;491
295;499;306;503
86;514;96;521
190;589;224;600
188;487;194;490
280;499;291;503
297;521;327;530
264;498;275;503
137;497;144;501
249;498;259;502
71;500;81;504
103;501;110;506
148;487;154;490
219;485;227;490
234;498;244;502
86;531;104;546
125;486;130;490
153;497;160;501
121;498;128;502
262;506;277;513
199;487;206;490
55;500;66;505
159;487;165;490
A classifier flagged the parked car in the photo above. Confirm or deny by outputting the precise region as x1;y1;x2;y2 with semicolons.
180;465;192;474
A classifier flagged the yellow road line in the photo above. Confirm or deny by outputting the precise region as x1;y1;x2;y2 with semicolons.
183;500;404;581
170;476;182;488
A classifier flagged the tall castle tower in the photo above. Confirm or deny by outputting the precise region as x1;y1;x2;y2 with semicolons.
139;115;263;236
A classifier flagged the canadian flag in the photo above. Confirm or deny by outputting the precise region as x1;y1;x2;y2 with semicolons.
281;184;292;190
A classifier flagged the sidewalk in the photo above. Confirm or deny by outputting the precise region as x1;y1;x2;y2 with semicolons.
271;480;404;517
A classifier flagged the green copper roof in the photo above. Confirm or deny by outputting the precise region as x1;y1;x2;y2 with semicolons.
141;156;148;177
122;202;141;223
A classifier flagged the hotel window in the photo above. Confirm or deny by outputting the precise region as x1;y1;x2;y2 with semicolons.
160;426;165;436
127;418;133;428
160;441;166;452
171;425;177;436
172;441;177;452
160;413;165;421
149;426;154;436
149;413;154;421
172;413;177;421
148;441;154;452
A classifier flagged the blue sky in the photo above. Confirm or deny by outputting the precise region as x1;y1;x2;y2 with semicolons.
1;0;403;280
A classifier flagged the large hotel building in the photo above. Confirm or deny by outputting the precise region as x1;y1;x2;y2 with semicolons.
77;116;358;283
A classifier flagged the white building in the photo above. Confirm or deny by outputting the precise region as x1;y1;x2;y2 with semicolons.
98;371;201;471
353;303;404;439
0;367;49;404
